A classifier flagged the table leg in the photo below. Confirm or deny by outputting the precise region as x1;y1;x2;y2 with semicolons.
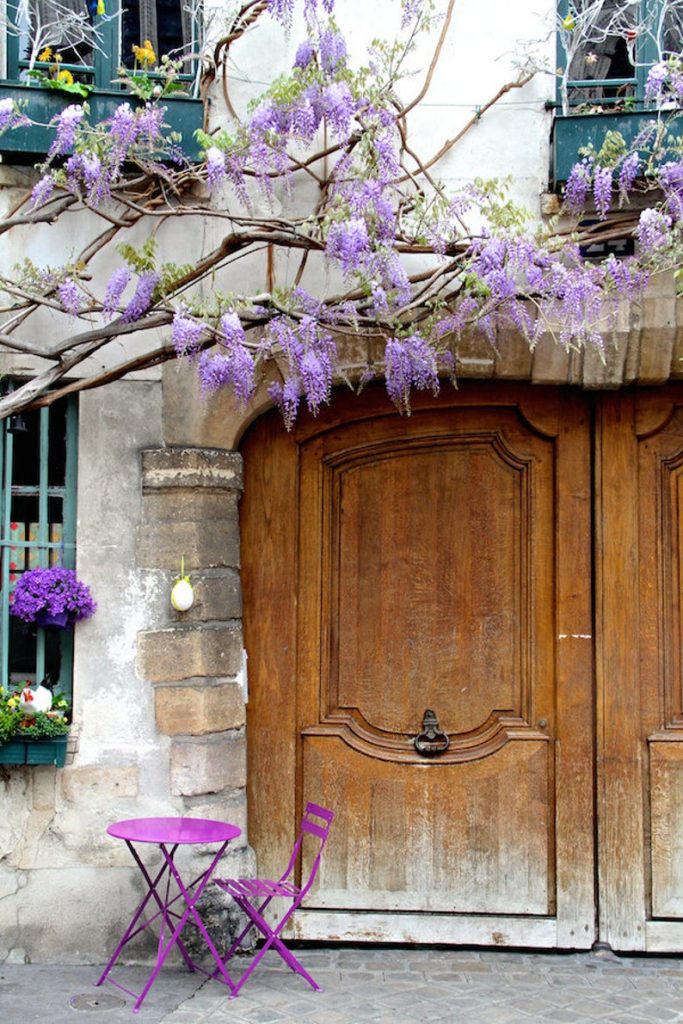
96;850;174;988
132;841;236;1011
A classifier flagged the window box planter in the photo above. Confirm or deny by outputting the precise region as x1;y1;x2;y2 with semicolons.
551;109;660;190
0;734;68;766
0;82;203;162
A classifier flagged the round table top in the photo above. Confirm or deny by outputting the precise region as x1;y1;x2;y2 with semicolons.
107;817;241;845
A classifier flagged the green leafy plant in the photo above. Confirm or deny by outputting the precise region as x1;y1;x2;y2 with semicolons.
26;48;92;99
114;42;189;101
0;685;71;745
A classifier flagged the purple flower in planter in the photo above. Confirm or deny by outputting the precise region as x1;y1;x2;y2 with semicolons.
10;567;96;625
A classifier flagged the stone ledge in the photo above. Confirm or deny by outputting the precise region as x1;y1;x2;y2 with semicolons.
141;447;243;493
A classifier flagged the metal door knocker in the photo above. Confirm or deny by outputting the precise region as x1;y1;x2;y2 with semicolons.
413;709;450;757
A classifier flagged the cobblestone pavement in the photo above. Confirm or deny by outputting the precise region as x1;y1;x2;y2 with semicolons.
4;947;683;1023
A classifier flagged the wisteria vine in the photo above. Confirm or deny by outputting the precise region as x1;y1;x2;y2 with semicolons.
0;0;681;424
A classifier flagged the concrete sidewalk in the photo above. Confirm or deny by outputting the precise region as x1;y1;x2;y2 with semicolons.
3;947;683;1024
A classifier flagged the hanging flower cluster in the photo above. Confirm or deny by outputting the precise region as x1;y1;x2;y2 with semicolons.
10;568;96;624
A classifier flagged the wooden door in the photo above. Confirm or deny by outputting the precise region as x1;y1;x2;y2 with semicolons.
242;384;595;947
597;387;683;952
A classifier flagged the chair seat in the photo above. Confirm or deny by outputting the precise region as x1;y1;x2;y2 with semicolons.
212;803;334;997
215;877;301;900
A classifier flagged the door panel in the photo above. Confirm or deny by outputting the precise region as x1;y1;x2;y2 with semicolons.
242;384;595;947
598;389;683;951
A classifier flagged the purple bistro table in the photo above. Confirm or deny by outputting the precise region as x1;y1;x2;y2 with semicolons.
96;817;241;1013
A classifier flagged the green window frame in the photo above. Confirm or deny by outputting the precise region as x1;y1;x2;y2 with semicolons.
4;0;118;88
0;394;78;699
557;1;672;110
3;0;198;91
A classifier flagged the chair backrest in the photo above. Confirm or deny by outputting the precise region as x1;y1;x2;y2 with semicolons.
279;802;334;899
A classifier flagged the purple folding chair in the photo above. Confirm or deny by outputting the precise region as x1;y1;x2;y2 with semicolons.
214;802;334;995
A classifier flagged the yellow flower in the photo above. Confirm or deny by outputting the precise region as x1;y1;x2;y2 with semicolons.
132;40;156;66
38;47;52;62
57;69;74;85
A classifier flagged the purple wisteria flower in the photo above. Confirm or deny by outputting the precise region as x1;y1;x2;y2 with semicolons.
31;175;55;209
264;315;336;422
268;377;302;430
322;82;355;139
564;158;593;213
618;152;640;198
326;218;370;272
593;166;613;219
318;27;347;75
0;97;26;134
120;271;159;323
401;0;425;27
108;103;140;163
49;105;84;158
660;161;683;222
637;208;673;253
219;311;246;348
206;147;226;190
646;61;670;101
102;267;131;319
10;566;96;624
294;39;315;70
384;334;439;412
65;152;109;205
59;279;81;317
0;98;14;133
137;104;165;141
172;308;206;356
268;0;295;26
198;345;256;404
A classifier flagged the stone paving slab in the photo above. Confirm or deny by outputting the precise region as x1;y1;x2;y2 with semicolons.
4;948;683;1023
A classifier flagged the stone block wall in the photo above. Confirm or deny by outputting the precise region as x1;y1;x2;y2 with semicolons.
137;446;249;795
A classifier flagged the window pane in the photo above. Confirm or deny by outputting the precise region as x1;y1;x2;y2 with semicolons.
21;0;95;67
7;618;64;688
10;494;40;535
11;408;41;487
121;0;192;68
48;401;67;488
0;393;77;697
664;8;683;55
565;0;637;107
8;615;36;686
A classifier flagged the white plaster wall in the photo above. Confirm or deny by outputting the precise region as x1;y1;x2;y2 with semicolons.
0;381;169;963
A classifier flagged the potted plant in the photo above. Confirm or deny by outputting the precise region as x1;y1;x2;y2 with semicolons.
0;685;71;766
10;566;96;629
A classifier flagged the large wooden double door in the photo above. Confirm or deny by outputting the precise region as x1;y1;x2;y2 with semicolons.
241;383;683;951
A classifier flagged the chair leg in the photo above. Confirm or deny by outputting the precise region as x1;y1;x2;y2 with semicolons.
224;897;321;995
